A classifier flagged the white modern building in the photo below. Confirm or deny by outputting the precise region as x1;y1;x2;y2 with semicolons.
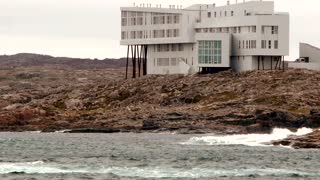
120;0;289;76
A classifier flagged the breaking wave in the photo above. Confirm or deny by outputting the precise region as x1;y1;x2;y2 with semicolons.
0;161;319;178
182;128;313;147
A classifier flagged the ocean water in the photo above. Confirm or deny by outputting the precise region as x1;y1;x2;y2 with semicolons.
0;129;320;180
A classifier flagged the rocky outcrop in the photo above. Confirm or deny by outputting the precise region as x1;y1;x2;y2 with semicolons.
272;130;320;149
1;54;320;136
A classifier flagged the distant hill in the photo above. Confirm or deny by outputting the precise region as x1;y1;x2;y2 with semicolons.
0;53;128;69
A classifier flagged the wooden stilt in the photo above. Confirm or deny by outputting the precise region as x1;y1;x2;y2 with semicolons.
262;56;265;70
282;56;285;71
271;56;273;70
138;45;142;77
125;45;129;79
132;45;136;78
258;56;260;70
143;46;148;76
279;56;281;70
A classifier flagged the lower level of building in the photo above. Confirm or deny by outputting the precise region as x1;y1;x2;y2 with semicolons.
144;42;284;74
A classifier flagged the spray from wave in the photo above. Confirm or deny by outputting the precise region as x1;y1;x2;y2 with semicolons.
181;128;313;147
0;161;319;177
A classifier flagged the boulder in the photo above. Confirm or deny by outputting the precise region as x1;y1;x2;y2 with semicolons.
272;130;320;149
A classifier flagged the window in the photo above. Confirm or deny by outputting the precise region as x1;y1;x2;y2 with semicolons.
167;15;173;24
121;18;127;26
232;27;237;33
261;26;265;34
268;40;272;49
214;12;217;17
239;41;241;49
157;58;170;66
137;31;143;39
274;40;279;49
174;15;180;24
178;44;184;51
121;11;128;26
173;29;179;37
251;40;256;49
261;40;267;49
252;26;256;33
238;27;241;33
165;44;170;52
225;11;227;16
272;26;278;34
121;31;126;40
231;11;234;16
198;40;222;64
208;12;211;18
166;29;172;37
244;10;247;16
171;44;177;51
130;31;136;39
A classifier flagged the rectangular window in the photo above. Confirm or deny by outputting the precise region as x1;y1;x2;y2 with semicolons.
121;31;126;40
173;29;179;37
214;12;217;17
252;26;256;33
272;26;279;34
174;15;180;24
251;40;256;49
261;40;266;49
198;40;222;65
268;40;272;49
157;45;161;52
231;11;234;16
178;44;184;51
261;26;265;34
208;12;211;18
157;58;170;66
121;11;127;18
121;18;127;26
171;44;177;51
167;15;173;24
274;40;279;49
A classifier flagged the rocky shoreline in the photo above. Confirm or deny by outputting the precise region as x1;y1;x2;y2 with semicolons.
1;54;320;148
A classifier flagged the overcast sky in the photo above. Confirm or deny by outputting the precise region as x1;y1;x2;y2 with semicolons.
0;0;319;59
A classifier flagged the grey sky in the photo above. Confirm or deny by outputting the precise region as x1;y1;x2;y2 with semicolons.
0;0;319;59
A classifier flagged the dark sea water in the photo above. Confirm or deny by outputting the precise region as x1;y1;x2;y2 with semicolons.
0;130;320;180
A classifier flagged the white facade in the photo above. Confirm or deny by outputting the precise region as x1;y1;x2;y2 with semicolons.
120;1;290;74
288;43;320;71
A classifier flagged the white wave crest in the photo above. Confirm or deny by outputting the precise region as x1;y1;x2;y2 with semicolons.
0;161;318;178
181;128;313;147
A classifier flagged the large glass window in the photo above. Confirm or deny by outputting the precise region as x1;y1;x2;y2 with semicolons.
198;41;222;65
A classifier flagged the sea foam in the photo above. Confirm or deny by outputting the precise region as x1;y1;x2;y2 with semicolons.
0;161;318;177
181;128;313;147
